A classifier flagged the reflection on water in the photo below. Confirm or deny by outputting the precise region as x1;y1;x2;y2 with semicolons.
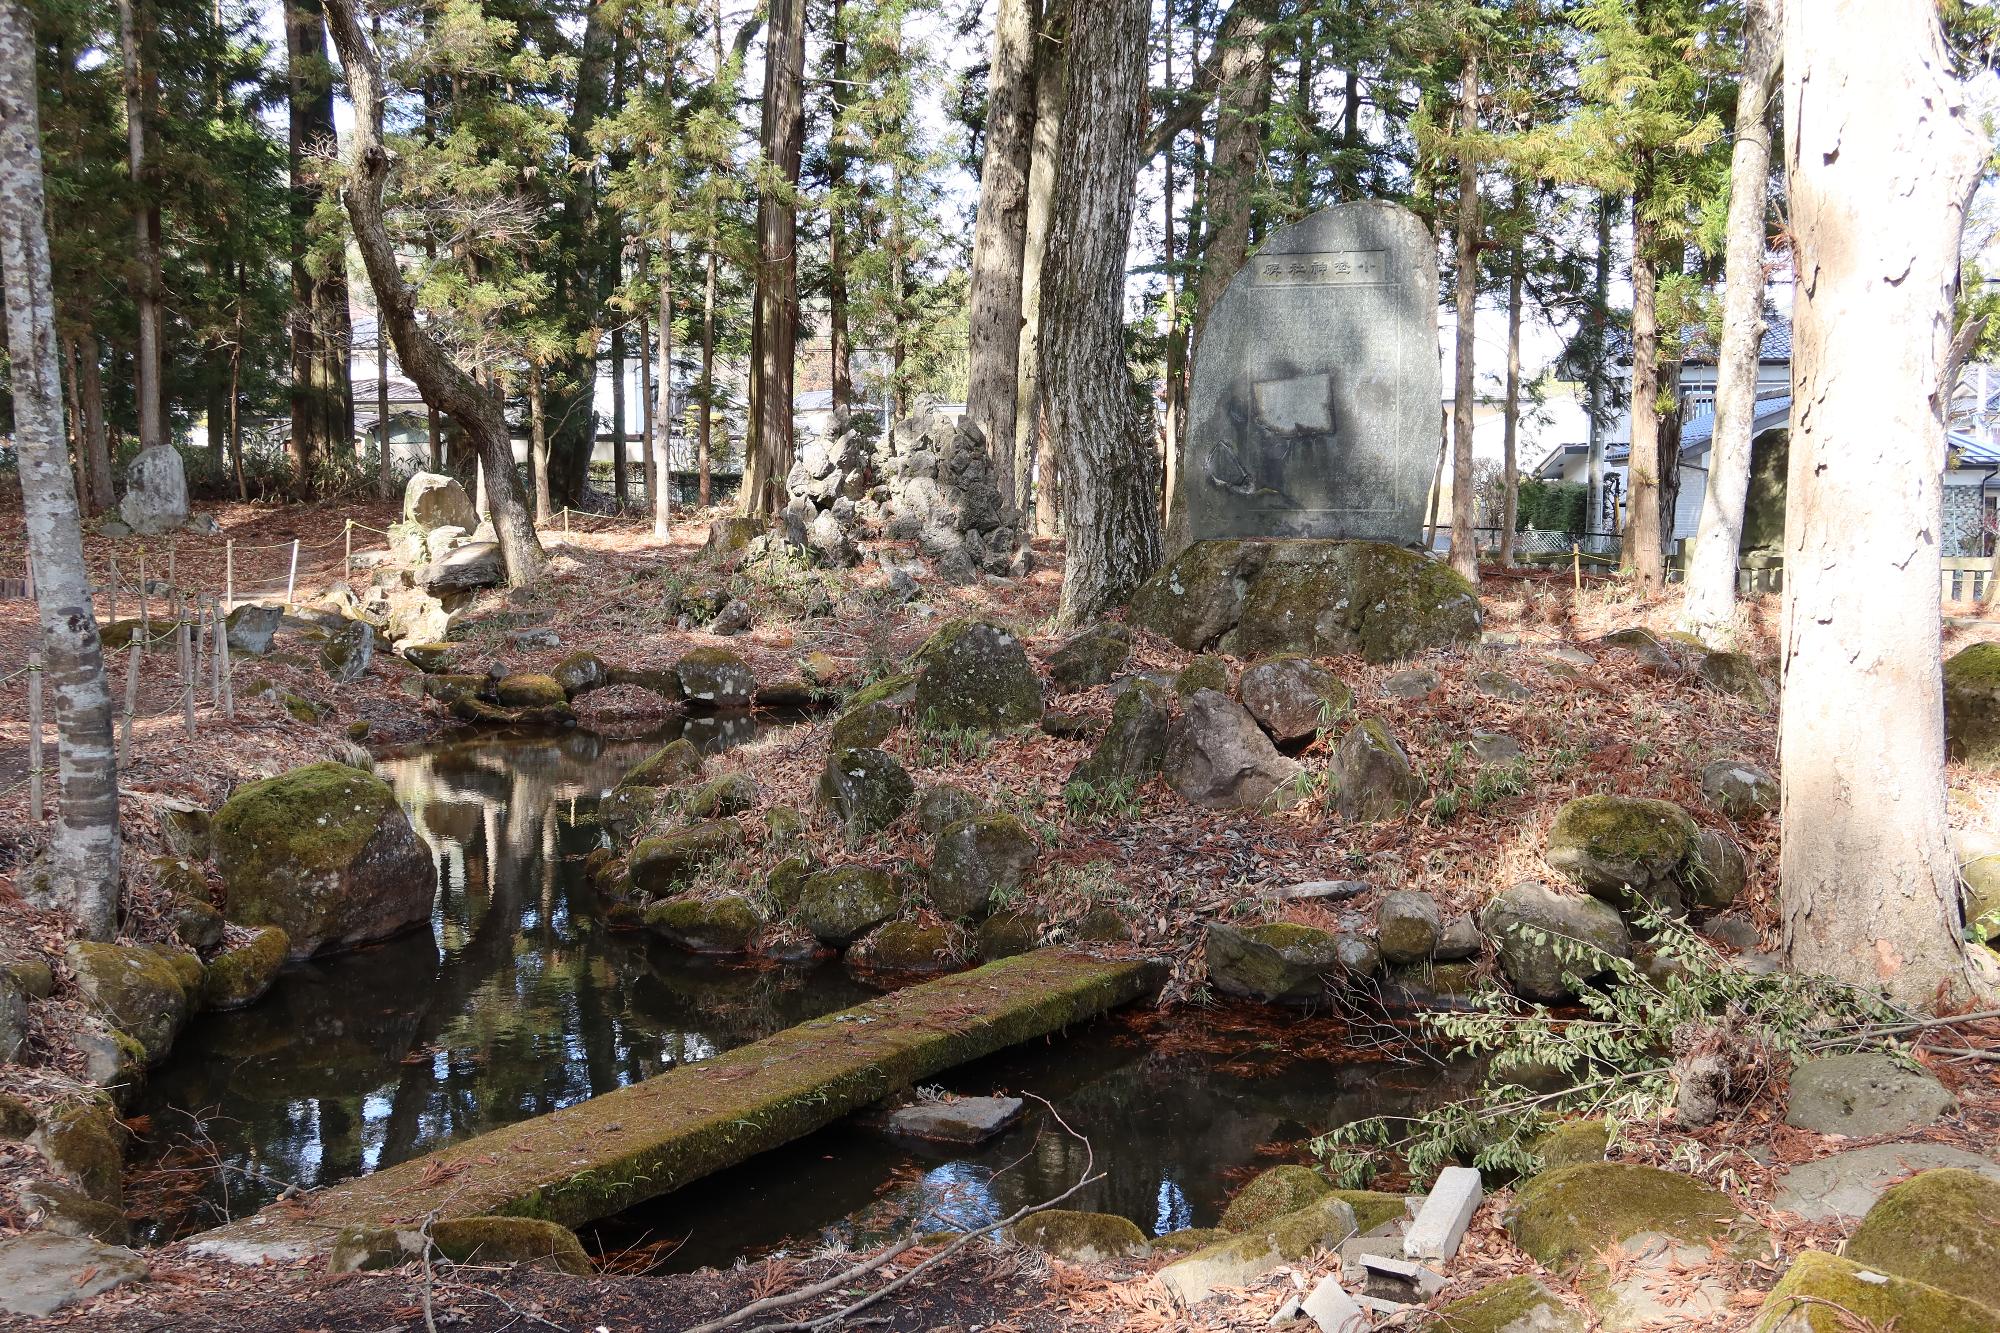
136;715;874;1241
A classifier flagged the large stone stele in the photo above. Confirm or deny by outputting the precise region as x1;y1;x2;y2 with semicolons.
213;762;434;959
1129;539;1480;663
119;443;189;535
402;472;478;533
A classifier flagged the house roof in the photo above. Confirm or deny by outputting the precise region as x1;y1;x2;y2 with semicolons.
1679;394;1792;454
1609;309;1793;367
1950;431;2000;469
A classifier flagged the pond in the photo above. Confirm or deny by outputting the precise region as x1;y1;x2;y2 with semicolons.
136;722;1473;1261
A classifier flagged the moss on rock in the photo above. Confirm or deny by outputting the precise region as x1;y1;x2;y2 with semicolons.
1844;1168;2000;1309
1175;654;1234;696
199;927;290;1010
1012;1210;1148;1261
849;920;957;974
430;1216;593;1275
1545;794;1699;912
684;773;761;818
1205;922;1338;1002
32;1100;126;1202
977;910;1044;960
494;672;565;708
675;647;756;709
916;785;985;837
629;821;743;897
829;699;899;751
65;941;188;1066
816;747;914;835
929;814;1038;919
617;738;704;790
1219;1165;1331;1231
1153;1227;1230;1254
911;620;1044;730
1945;643;2000;771
1531;1118;1612;1173
1223;540;1482;662
1752;1250;2000;1333
794;867;900;946
1047;623;1133;690
644;896;764;955
1427;1275;1586;1333
1328;1190;1411;1237
1509;1162;1740;1273
1335;717;1424;824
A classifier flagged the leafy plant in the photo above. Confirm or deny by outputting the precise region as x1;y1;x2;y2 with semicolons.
912;712;991;765
1062;775;1140;821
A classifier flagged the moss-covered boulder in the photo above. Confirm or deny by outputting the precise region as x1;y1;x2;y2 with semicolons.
794;866;900;946
319;620;375;683
675;647;755;709
1167;689;1303;809
1701;759;1779;820
64;941;188;1067
848;920;957;974
1376;889;1442;963
977;910;1044;960
1334;717;1424;823
1329;1189;1411;1236
1219;1165;1331;1231
684;773;761;818
1204;922;1337;1002
765;805;806;848
1545;794;1700;914
1153;1227;1230;1254
1071;680;1171;787
829;699;898;751
816;747;914;834
1700;650;1771;707
1844;1168;2000;1310
168;885;224;953
1011;1210;1148;1262
911;619;1044;729
1427;1276;1587;1333
1752;1251;2000;1333
0;1094;35;1139
1690;828;1746;910
30;1101;126;1202
597;786;669;849
644;895;764;954
1945;642;2000;771
552;651;609;697
214;763;433;959
1047;623;1132;690
915;784;985;837
1156;1195;1358;1306
629;820;744;897
1509;1162;1741;1272
619;738;704;790
1238;655;1350;745
429;1216;593;1275
1479;880;1632;1003
401;642;461;673
1175;654;1234;696
156;798;212;861
494;672;565;708
929;814;1038;918
198;927;289;1010
764;855;815;911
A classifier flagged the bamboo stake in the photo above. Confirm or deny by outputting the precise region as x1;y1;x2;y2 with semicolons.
167;539;176;594
1573;541;1582;595
26;651;43;822
218;603;235;721
195;601;210;706
225;539;234;611
119;641;140;769
178;600;195;738
284;538;299;607
208;596;222;707
344;518;353;584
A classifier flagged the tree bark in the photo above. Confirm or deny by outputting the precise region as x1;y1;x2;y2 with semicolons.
827;0;853;440
1016;7;1065;536
285;0;353;489
964;0;1038;512
377;314;392;496
739;0;805;518
1779;0;1994;1007
1626;166;1665;594
610;319;628;508
639;312;657;517
322;0;546;586
1501;242;1523;568
1448;50;1480;584
529;364;551;525
1042;0;1160;627
655;277;673;535
0;0;122;938
120;0;164;454
1682;0;1782;639
1587;195;1612;534
1189;0;1274;345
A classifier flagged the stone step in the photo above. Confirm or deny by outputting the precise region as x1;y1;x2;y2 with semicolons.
191;949;1158;1265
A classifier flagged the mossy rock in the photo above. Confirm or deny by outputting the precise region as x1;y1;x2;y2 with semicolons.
794;866;900;946
644;895;764;954
0;1094;37;1139
1700;650;1771;708
829;699;899;751
1508;1162;1740;1273
213;762;433;959
911;619;1044;730
1376;889;1442;963
1156;1195;1359;1306
64;941;188;1067
17;1180;130;1244
149;946;204;995
401;642;462;673
765;855;815;911
1175;654;1234;696
629;820;743;897
765;805;806;849
849;920;957;974
1072;906;1133;943
168;887;224;954
156;799;212;861
1204;922;1338;1002
816;747;914;835
1219;1165;1331;1231
1751;1250;2000;1333
915;785;986;838
1945;643;2000;771
494;672;565;708
1844;1168;2000;1309
604;665;685;702
32;1100;126;1202
1;955;53;1000
1047;622;1133;690
429;1216;593;1275
1129;539;1269;650
846;671;919;711
1544;794;1699;913
1690;828;1746;910
1426;1275;1586;1333
1702;759;1779;820
1237;654;1351;745
977;910;1044;960
199;927;289;1010
327;1224;417;1273
420;672;485;706
675;647;756;709
1531;1118;1612;1172
929;814;1038;919
552;651;609;697
1335;717;1424;824
684;773;761;818
1328;1189;1412;1237
1011;1210;1148;1262
1153;1227;1230;1254
618;739;704;790
99;617;179;652
1071;680;1170;787
598;786;669;849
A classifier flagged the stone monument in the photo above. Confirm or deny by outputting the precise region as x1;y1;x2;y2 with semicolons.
1170;200;1440;551
119;443;190;536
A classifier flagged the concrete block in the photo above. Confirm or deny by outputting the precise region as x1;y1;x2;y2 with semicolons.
1403;1165;1481;1262
1337;1234;1404;1283
1358;1251;1446;1304
1300;1274;1373;1332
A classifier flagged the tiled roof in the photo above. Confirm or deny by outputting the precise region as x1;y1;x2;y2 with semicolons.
1679;395;1792;452
1607;309;1792;366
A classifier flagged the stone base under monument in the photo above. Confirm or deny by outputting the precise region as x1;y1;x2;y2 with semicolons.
1128;539;1481;663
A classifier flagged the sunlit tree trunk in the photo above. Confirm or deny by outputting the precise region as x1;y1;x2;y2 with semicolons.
1500;243;1523;568
1448;51;1480;584
1016;8;1065;538
655;270;673;537
121;0;164;454
740;0;805;518
1626;164;1665;594
529;364;551;526
285;0;352;490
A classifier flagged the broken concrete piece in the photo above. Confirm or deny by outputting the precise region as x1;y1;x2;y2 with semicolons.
1300;1274;1373;1332
1404;1165;1481;1261
1357;1251;1446;1305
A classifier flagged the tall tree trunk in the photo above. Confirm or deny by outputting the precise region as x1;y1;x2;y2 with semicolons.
1626;165;1665;594
1016;7;1066;537
1043;0;1159;627
529;365;551;525
1448;50;1480;584
78;331;112;510
120;0;164;453
1778;0;1993;1007
610;319;628;508
639;312;657;519
1338;66;1362;200
1189;0;1273;344
654;273;673;536
322;0;546;586
964;0;1038;512
546;0;614;508
1587;194;1611;534
285;0;352;491
0;3;122;938
1160;0;1182;529
826;0;852;439
377;315;392;496
1682;0;1782;638
1500;241;1522;568
699;249;716;507
740;0;805;517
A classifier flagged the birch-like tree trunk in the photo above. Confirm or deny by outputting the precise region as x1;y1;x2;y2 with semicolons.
0;1;122;938
1626;170;1666;594
739;0;805;518
1779;0;1994;1007
1500;244;1523;568
1015;8;1065;537
529;364;551;526
120;0;164;453
964;0;1038;511
1681;0;1782;639
1448;51;1480;584
322;0;546;586
1041;0;1160;627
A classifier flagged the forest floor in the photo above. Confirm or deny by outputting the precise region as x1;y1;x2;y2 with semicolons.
2;490;1999;1329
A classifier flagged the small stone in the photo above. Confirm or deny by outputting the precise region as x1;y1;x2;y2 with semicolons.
1238;654;1352;744
225;604;284;657
1701;759;1779;819
1047;622;1132;690
794;866;899;946
0;1232;148;1317
1375;890;1441;963
1072;680;1171;787
629;821;744;897
675;647;756;709
1471;668;1532;702
1011;1210;1148;1262
1175;654;1234;696
1205;922;1338;1003
878;1095;1025;1145
1166;689;1303;810
1468;730;1524;763
1690;828;1747;909
198;927;289;1010
1334;718;1424;824
929;814;1038;918
1433;915;1480;961
1380;669;1439;699
816;747;914;835
1785;1053;1956;1137
709;598;754;635
319;620;375;683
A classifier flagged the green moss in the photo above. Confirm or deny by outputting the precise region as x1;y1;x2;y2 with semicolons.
151;946;204;993
816;747;914;834
1751;1251;2000;1333
1845;1168;2000;1308
851;920;957;973
765;806;806;848
1204;921;1339;1002
429;1216;593;1275
0;1094;37;1139
282;692;327;723
644;895;764;954
847;672;917;711
1428;1276;1585;1333
1509;1163;1740;1273
1328;1190;1412;1237
1175;654;1233;696
1946;643;2000;770
1220;1165;1332;1231
1129;540;1268;650
402;643;461;673
628;821;743;897
199;927;290;1010
910;620;1044;729
829;699;898;751
765;855;814;911
1011;1210;1148;1261
494;672;566;708
977;910;1043;960
35;1100;126;1201
327;1225;410;1273
1946;641;2000;689
1153;1227;1230;1254
685;773;761;818
1530;1118;1612;1173
1228;540;1483;663
1545;794;1699;907
618;739;704;790
794;866;899;946
214;763;399;887
65;941;189;1065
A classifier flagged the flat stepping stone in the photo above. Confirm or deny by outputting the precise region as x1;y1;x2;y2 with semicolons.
0;1232;148;1317
1771;1142;2000;1222
1786;1052;1955;1136
874;1095;1025;1146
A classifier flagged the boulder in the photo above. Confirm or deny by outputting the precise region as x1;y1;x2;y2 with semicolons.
213;762;434;959
1434;914;1481;961
684;773;761;818
1752;1251;2000;1333
1174;654;1234;696
848;920;958;974
1533;1118;1613;1172
675;647;756;709
644;895;764;954
1945;643;2000;770
416;542;505;592
65;942;189;1067
708;598;754;635
1237;655;1351;745
977;910;1044;960
15;1180;129;1244
402;472;478;533
629;821;744;896
1690;828;1746;910
553;651;609;697
1047;623;1132;690
816;747;914;834
1544;794;1700;914
704;515;765;558
1479;880;1632;1002
1334;718;1423;823
1845;1168;2000;1310
618;738;704;790
118;444;189;535
1472;668;1533;702
1375;890;1441;964
382;588;453;646
805;511;858;567
319;620;374;683
198;927;289;1010
911;619;1044;729
1381;668;1440;698
0;1233;149;1318
1334;931;1381;977
1508;1162;1743;1273
1468;730;1524;763
794;867;899;946
1785;1052;1955;1136
1205;922;1338;1002
1012;1210;1148;1262
430;1217;593;1275
1700;650;1772;707
1071;680;1171;787
1772;1143;2000;1223
1220;1166;1332;1232
31;1100;126;1202
1129;539;1481;662
929;814;1038;918
1157;1195;1358;1307
1428;1276;1586;1333
1701;759;1779;819
915;784;985;837
493;671;563;708
0;973;23;1064
1166;689;1303;809
225;604;284;657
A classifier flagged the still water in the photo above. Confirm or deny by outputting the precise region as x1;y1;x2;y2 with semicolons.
138;722;1469;1260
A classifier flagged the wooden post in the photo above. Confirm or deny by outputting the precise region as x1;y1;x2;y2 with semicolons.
195;600;210;706
224;539;234;611
1572;541;1582;595
285;538;299;607
26;650;43;822
563;506;570;540
139;546;149;642
217;600;235;721
22;547;31;601
119;641;140;770
208;596;222;707
167;538;175;594
344;518;353;584
178;599;195;738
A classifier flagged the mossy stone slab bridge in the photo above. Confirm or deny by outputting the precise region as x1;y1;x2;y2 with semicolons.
190;949;1157;1264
